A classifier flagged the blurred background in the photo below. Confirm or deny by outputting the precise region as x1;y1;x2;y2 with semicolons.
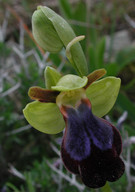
0;0;135;191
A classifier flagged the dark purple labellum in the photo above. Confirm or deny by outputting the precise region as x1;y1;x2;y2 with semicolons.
60;98;125;188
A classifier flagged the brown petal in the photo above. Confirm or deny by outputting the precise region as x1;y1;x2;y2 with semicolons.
84;68;106;89
28;86;60;103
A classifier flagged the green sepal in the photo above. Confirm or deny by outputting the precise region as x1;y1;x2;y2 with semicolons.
86;77;121;117
23;101;65;134
45;66;62;89
51;74;88;91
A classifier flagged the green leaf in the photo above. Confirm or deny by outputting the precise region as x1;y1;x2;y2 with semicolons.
73;1;86;21
51;74;88;91
101;182;112;192
89;16;98;46
117;93;135;121
45;66;62;89
86;77;121;117
89;44;96;71
96;37;106;68
72;2;86;51
105;63;118;76
25;173;36;192
23;101;65;134
0;42;11;57
115;48;135;73
58;0;73;19
89;37;106;71
6;183;20;192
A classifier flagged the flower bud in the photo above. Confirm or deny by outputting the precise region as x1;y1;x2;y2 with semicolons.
32;6;63;53
32;6;88;76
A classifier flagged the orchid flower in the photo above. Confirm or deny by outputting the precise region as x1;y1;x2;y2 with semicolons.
23;6;125;189
23;67;124;188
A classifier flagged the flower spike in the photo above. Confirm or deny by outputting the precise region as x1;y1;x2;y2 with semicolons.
23;5;124;189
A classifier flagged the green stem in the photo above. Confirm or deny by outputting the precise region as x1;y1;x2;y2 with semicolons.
101;182;112;192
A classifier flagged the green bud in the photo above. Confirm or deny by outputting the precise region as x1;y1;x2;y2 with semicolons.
32;6;88;76
32;7;63;53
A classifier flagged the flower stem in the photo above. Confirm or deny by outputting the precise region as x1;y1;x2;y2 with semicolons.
101;182;112;192
66;35;85;64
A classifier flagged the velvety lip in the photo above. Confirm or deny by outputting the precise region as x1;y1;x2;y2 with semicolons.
60;98;125;188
